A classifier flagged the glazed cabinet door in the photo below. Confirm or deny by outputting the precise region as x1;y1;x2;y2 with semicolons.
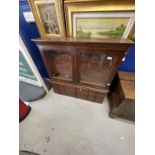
42;48;73;81
77;49;123;87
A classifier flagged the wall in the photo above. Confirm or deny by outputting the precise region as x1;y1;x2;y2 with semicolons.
19;0;48;78
19;0;135;79
119;44;135;72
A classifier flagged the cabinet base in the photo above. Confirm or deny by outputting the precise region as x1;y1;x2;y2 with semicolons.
52;82;107;103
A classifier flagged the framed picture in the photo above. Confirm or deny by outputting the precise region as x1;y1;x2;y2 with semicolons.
73;12;135;39
64;0;135;39
28;0;66;38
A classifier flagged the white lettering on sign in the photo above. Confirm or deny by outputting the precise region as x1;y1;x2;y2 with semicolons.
19;62;24;66
19;67;27;72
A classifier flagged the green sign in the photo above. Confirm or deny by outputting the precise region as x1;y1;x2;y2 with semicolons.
19;50;37;81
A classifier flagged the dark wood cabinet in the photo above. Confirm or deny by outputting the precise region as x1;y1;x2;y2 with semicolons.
108;71;135;121
33;37;132;103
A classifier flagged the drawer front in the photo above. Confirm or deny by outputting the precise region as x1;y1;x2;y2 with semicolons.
88;90;105;103
52;82;106;103
76;88;88;100
53;83;76;98
87;90;96;102
95;92;105;103
59;85;65;94
52;84;59;93
76;88;105;103
64;86;75;97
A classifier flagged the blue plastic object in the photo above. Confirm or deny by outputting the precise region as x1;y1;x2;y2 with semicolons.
19;1;48;78
119;44;135;73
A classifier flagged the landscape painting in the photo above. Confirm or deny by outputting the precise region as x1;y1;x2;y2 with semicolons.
75;18;130;39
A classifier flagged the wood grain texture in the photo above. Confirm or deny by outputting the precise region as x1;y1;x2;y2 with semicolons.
32;37;132;51
120;80;135;99
108;71;135;121
33;37;132;103
118;71;135;81
52;82;106;103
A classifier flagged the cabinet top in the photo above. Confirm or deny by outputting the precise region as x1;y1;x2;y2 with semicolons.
32;37;133;50
33;37;132;44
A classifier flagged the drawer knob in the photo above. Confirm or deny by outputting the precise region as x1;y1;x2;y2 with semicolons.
65;74;68;78
80;88;82;91
107;56;112;60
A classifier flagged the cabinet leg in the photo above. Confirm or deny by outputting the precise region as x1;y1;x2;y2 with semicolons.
109;112;116;118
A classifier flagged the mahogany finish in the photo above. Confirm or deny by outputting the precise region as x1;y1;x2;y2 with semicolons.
33;37;133;103
108;71;135;121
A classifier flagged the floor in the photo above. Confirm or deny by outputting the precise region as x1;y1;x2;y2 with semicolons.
19;89;135;155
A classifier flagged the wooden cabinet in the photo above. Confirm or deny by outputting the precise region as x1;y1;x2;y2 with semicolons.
33;37;132;103
108;71;135;121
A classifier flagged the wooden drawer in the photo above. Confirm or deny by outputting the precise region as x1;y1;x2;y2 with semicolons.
76;87;88;100
95;92;105;103
52;84;59;93
53;83;76;98
76;88;105;103
64;85;75;97
87;90;96;102
52;82;106;103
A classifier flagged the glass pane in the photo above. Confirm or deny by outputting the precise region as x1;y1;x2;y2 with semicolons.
47;50;72;81
80;52;116;85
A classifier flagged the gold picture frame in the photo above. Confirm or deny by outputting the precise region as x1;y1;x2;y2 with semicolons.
28;0;66;38
73;12;135;39
64;0;135;39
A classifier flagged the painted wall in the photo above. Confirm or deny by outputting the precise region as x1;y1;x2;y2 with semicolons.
19;0;135;79
119;44;135;72
19;0;48;78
